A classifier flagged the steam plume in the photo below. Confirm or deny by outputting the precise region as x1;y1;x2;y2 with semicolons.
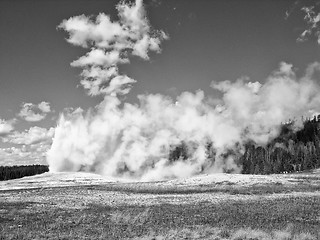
57;0;167;96
47;0;320;180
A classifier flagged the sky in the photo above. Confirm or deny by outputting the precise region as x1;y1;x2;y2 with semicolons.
0;0;320;168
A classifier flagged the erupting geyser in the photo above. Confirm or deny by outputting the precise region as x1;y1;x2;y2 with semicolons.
47;0;320;180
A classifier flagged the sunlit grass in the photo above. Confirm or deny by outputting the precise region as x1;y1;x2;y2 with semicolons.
1;172;320;239
136;226;317;240
1;194;320;239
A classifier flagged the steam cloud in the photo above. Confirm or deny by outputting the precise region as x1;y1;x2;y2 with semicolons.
57;0;167;96
47;0;320;180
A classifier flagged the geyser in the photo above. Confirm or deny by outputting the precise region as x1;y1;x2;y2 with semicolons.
47;0;320;180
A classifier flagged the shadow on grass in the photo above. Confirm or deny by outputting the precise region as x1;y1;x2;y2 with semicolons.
8;181;316;195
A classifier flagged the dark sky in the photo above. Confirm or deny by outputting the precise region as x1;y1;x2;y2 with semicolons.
0;0;319;165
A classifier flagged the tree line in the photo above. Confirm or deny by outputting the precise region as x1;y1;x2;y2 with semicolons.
168;115;320;174
0;165;49;181
241;116;320;174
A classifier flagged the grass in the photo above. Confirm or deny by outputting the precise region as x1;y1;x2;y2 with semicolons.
3;178;317;196
1;192;320;239
1;173;320;239
137;226;318;240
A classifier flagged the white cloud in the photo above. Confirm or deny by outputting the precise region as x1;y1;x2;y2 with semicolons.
3;126;54;145
0;119;15;136
71;49;126;68
298;5;320;44
0;126;54;166
133;35;151;59
38;101;51;113
246;81;262;94
0;143;49;166
58;0;168;96
18;101;52;122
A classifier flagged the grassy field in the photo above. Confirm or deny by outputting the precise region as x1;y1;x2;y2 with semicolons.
1;172;320;239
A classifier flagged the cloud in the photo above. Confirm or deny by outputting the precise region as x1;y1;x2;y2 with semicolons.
71;49;126;67
18;101;51;122
0;126;54;166
0;143;50;166
58;0;168;96
0;119;15;137
298;5;320;44
3;126;54;145
38;101;51;113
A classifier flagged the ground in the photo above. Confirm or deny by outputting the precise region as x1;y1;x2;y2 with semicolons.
1;171;320;239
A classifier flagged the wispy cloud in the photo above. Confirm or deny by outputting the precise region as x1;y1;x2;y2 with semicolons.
284;0;301;20
18;101;51;122
298;4;320;44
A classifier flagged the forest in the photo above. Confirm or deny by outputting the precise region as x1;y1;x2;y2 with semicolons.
169;115;320;174
0;165;49;181
241;115;320;174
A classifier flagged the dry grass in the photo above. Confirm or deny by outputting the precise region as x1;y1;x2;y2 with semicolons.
1;172;320;239
136;226;318;240
1;194;320;239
